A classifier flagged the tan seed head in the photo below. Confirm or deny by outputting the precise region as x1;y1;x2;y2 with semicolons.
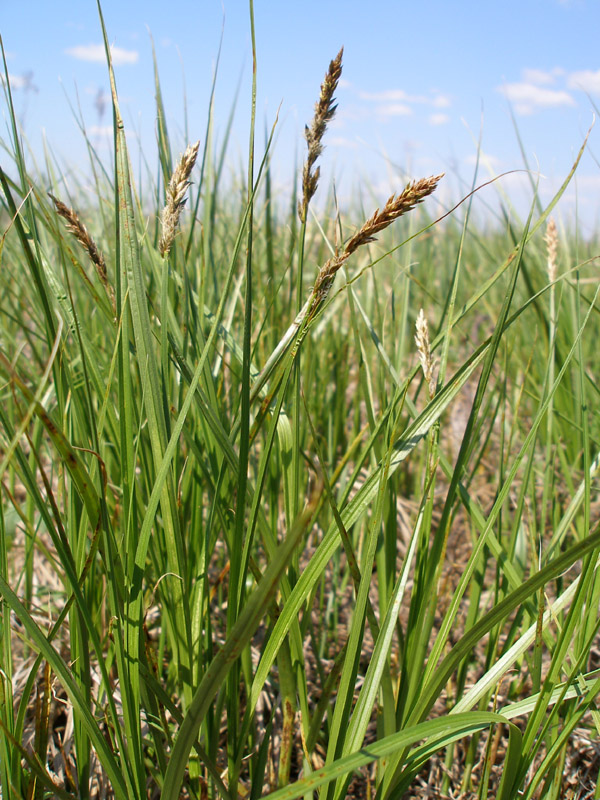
159;140;200;257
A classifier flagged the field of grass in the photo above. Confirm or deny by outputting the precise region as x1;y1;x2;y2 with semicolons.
1;3;600;799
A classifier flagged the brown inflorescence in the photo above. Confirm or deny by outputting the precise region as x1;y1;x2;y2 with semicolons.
310;174;444;313
49;192;116;315
159;140;200;257
299;47;344;224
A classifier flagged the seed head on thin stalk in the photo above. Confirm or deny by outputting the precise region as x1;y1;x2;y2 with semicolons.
298;47;344;224
545;217;558;284
159;140;200;257
415;308;436;399
250;173;443;404
309;174;444;316
48;192;116;315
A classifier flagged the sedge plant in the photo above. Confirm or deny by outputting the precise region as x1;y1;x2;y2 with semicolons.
1;3;600;799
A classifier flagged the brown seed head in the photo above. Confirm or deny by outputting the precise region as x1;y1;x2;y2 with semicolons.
159;140;200;257
49;192;116;314
345;174;444;255
311;173;443;310
299;47;344;223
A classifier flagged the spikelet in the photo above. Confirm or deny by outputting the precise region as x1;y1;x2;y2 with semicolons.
545;217;558;284
49;192;116;315
299;47;343;223
346;176;444;254
311;174;443;309
415;308;436;398
159;140;200;257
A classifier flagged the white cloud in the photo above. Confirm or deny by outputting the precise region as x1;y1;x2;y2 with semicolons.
359;89;427;104
521;68;558;86
429;113;449;126
360;89;406;102
498;82;575;114
375;103;413;118
432;94;451;108
358;88;451;115
1;73;27;89
492;170;534;193
567;69;600;94
568;173;600;192
65;43;139;65
331;105;370;125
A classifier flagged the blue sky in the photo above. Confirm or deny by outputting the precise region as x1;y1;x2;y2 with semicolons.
2;0;600;231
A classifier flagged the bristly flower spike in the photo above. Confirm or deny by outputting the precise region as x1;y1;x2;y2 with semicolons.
415;308;436;398
310;174;444;314
299;47;344;224
159;140;200;257
49;191;116;315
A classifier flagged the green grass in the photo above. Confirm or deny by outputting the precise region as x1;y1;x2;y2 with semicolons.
1;3;600;799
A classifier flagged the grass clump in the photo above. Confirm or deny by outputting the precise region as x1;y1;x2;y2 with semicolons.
1;4;600;800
